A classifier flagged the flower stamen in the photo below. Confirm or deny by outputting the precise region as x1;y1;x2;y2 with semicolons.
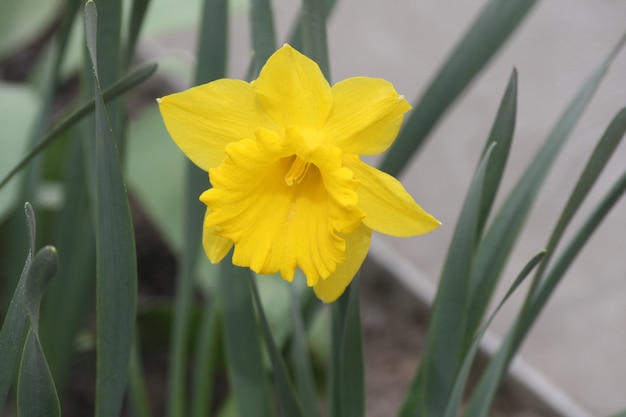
285;156;311;186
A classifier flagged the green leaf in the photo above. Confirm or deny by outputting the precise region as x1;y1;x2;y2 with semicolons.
462;69;517;352
125;0;152;66
464;167;626;417
24;246;58;333
400;143;495;417
39;135;96;389
219;262;274;417
16;329;61;417
190;300;221;417
380;0;539;176
166;0;229;415
442;251;545;417
337;277;364;417
301;0;330;79
289;286;318;417
128;335;154;417
250;279;305;417
463;36;626;415
528;107;626;295
465;32;626;357
0;203;37;410
250;0;276;78
85;3;138;417
0;62;157;191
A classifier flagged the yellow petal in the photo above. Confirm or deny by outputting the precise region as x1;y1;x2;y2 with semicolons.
343;154;440;237
325;77;411;155
252;44;332;129
158;79;279;171
201;205;234;263
313;223;372;303
201;131;363;286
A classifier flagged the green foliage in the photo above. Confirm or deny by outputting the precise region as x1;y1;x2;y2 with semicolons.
1;0;625;416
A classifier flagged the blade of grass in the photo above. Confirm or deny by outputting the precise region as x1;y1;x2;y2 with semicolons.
85;3;138;417
124;0;152;66
250;278;305;417
289;285;318;417
528;107;626;296
17;245;60;417
463;167;626;417
301;0;330;79
460;69;517;352
39;134;97;390
399;144;495;417
190;299;221;417
464;33;626;356
328;286;349;417
17;330;60;417
128;334;154;417
0;62;158;190
380;0;539;176
166;0;228;415
0;203;36;410
475;69;517;236
250;0;276;78
219;262;274;417
442;251;545;417
287;0;336;53
337;276;364;417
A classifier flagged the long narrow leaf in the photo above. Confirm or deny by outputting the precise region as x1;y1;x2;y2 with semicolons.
17;245;60;417
443;251;545;417
528;107;626;295
380;0;539;176
39;135;96;389
0;203;36;410
289;286;318;417
250;279;305;417
250;0;276;78
219;263;274;416
17;330;60;417
301;0;330;79
338;277;364;417
462;69;518;351
190;300;221;417
85;3;138;417
466;33;626;354
166;0;228;415
400;143;495;417
463;167;626;417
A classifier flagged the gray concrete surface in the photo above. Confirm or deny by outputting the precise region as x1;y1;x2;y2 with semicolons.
149;0;626;414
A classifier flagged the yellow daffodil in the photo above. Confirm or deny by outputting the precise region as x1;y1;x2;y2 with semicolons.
158;44;439;302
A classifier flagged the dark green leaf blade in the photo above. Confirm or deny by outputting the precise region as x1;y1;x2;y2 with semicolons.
250;279;305;417
250;0;276;78
400;143;495;417
85;3;138;417
16;329;61;417
338;277;364;417
466;33;626;355
0;203;37;409
166;0;228;415
220;262;274;416
301;0;330;79
443;251;545;417
24;246;58;333
380;0;538;176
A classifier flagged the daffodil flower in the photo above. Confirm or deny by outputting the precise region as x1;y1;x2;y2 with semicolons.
158;44;439;302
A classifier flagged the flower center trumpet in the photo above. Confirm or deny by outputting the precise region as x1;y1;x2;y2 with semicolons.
158;44;440;302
